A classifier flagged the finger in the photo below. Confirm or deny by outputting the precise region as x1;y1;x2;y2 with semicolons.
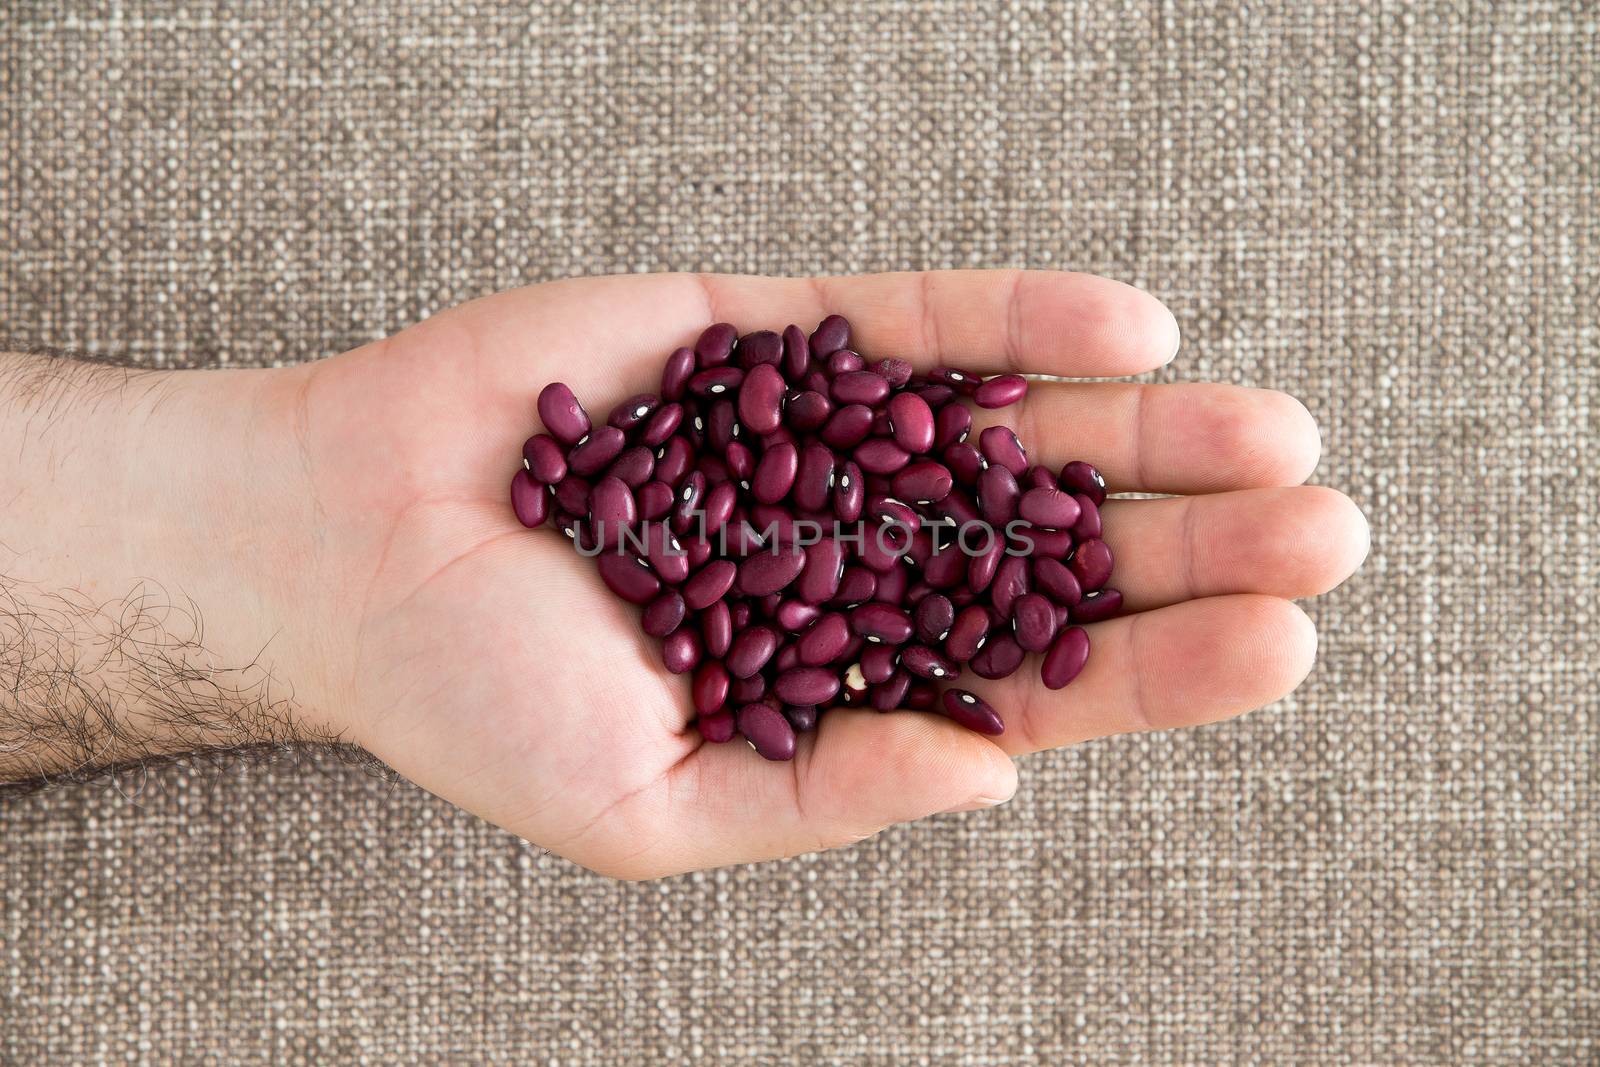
622;710;1017;875
970;381;1323;493
1102;487;1371;612
977;594;1317;755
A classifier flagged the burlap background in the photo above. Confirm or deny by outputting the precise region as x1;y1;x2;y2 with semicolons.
2;2;1595;1063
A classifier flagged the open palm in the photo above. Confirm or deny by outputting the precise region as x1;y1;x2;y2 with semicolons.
291;271;1368;878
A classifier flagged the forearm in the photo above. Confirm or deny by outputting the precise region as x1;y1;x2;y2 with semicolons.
0;350;337;785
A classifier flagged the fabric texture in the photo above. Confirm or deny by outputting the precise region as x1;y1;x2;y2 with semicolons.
2;2;1595;1063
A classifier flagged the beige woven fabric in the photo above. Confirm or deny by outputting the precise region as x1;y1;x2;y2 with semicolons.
2;2;1596;1063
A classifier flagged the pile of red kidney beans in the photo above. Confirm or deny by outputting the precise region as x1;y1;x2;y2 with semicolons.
510;316;1118;761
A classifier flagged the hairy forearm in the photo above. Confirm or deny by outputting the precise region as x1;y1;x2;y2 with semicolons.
0;350;338;786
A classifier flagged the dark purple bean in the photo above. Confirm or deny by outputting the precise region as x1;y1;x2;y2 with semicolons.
873;564;908;605
978;426;1028;477
642;591;687;637
607;393;661;432
695;322;738;368
1071;587;1123;623
1068;538;1114;591
870;496;920;528
705;399;738;451
692;660;730;715
684;559;736;609
607;446;655;489
913;594;955;643
906;682;939;710
916;383;957;408
851;603;915;645
522;434;567;483
662;627;702;674
875;358;914;388
700;599;732;657
838;661;870;704
697;709;736;742
568;426;626;477
730;674;767;705
736;330;783;369
783;704;818;732
973;374;1028;409
969;633;1024;680
1024;464;1056;491
1019;526;1073;559
671;471;706;534
1012;592;1059;653
776;599;822;631
1033;557;1083;608
662;346;696;401
725;441;756;483
762;426;797;452
738;546;807;596
510;470;548;528
820;404;875;449
654;436;693;486
589;476;637;549
698;454;731;487
1059;460;1108;505
689;366;744;398
637;480;674;521
538;382;592;445
855;438;911;474
831;370;891;407
752;441;799;504
977;464;1021;526
785;389;832;432
774;645;801;673
801;368;831;395
682;534;713;570
891;461;953;505
1069;494;1101;541
774;667;841;706
861;643;899;684
901;644;960;680
798;613;851;666
738;362;786;435
833;461;864;523
934;404;972;450
732;600;756;628
597;552;661;605
1041;626;1090;690
1019;486;1082;530
886;392;935;453
794;442;835;511
796;537;846;604
923;541;968;589
701;480;737;536
857;524;910;573
640;403;684;447
782;324;811;380
966;534;1004;594
943;443;986;487
944;605;992;662
826;349;864;376
990;554;1031;618
809;314;851;358
832;565;878;606
940;689;1004;735
927;367;980;394
871;671;912;711
727;626;780;678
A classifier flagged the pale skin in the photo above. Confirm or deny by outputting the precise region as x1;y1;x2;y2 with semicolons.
0;270;1369;878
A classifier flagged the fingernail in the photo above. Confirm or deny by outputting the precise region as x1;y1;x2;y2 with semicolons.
941;794;1010;814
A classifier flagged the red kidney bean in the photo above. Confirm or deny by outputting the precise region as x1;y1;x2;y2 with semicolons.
783;704;818;732
662;346;696;401
642;591;687;637
966;534;1004;595
940;689;1004;735
884;392;935;453
730;674;767;705
1071;587;1122;623
973;374;1028;409
695;479;733;536
990;554;1031;618
736;330;783;369
892;461;954;504
1018;526;1073;559
775;667;841;706
942;442;985;487
828;460;863;523
774;645;801;673
1068;494;1101;540
831;370;891;407
776;598;822;631
727;625;780;678
706;399;739;451
810;314;851;358
689;366;744;399
589;476;637;548
734;600;758;628
1012;592;1058;653
1058;460;1108;504
1041;626;1090;689
510;470;548;528
569;425;626;476
538;382;592;445
692;660;730;714
782;324;811;381
871;671;912;711
838;660;870;704
684;559;736;608
801;368;831;395
944;604;992;662
640;402;684;447
700;599;732;657
738;545;807;596
831;565;878;606
826;350;865;376
696;322;738;368
861;643;899;684
923;541;968;589
875;358;914;388
671;471;706;533
662;627;703;674
798;612;851;665
792;442;835;511
785;389;832;432
901;645;960;680
607;446;655;489
1033;556;1084;607
978;426;1028;477
796;537;846;604
851;603;914;644
906;682;938;710
725;441;756;485
934;404;971;450
855;438;911;474
938;490;982;529
916;383;957;408
872;564;908;606
1019;486;1082;530
737;362;785;435
928;367;980;394
522;434;568;483
682;533;713;570
969;633;1024;679
914;594;955;643
977;464;1021;526
820;404;875;449
608;393;661;432
697;708;736;742
653;436;693;486
752;440;799;504
1024;465;1056;491
1068;538;1114;591
597;551;661;605
636;481;675;522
